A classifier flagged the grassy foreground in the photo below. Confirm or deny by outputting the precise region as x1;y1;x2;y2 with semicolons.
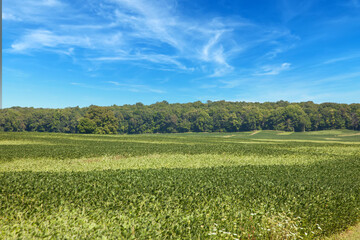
0;130;359;239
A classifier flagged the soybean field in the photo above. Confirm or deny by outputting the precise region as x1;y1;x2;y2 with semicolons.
0;130;360;239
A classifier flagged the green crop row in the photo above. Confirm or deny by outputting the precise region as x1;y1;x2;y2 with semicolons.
1;158;359;239
0;131;359;239
0;131;359;163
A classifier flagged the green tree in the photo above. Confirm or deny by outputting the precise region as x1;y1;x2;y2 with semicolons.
82;106;118;134
77;118;97;134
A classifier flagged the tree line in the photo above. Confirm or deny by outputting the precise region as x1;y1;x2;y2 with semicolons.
0;100;359;134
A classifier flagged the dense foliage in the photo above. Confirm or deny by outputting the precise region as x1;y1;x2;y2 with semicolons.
0;131;359;239
1;101;360;134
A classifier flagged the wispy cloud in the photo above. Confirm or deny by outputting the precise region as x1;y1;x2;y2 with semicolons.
92;53;192;72
2;12;22;21
71;81;165;94
42;0;62;7
310;71;360;85
323;53;360;64
3;0;67;23
281;0;314;22
106;81;165;94
10;30;91;53
101;0;246;75
3;0;360;107
199;84;218;89
5;0;297;77
255;63;291;76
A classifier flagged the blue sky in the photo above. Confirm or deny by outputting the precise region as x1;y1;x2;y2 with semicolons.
3;0;360;108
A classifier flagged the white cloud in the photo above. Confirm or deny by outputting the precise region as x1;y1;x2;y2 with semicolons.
92;53;192;72
281;0;314;22
10;30;92;52
2;12;22;21
199;84;218;89
323;53;360;64
5;0;297;77
106;81;165;93
255;63;291;76
3;0;66;24
311;71;360;84
41;0;62;7
71;81;165;94
202;32;223;61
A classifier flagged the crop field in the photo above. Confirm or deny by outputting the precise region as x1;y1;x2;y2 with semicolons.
0;130;359;239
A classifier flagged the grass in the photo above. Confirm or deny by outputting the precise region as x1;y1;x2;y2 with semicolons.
0;130;359;239
327;223;360;240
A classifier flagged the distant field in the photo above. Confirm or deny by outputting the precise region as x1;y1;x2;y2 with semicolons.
0;130;359;239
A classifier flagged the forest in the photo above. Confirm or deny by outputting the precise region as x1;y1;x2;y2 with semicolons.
0;100;359;134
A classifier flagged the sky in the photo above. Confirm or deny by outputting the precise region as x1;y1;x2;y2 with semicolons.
2;0;360;108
